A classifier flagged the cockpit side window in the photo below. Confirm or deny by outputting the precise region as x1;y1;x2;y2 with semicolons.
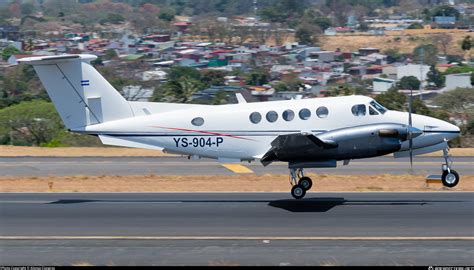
369;106;379;115
370;101;387;114
351;104;366;116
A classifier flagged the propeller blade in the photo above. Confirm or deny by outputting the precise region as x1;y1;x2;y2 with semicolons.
408;88;414;171
408;88;413;127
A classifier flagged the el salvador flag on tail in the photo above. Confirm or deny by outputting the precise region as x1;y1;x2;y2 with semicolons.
81;80;90;86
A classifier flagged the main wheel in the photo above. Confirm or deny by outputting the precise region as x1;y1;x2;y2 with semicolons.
291;185;306;200
298;177;313;191
442;170;460;188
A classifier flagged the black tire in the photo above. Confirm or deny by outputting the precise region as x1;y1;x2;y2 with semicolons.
291;185;306;200
298;177;313;191
442;170;460;188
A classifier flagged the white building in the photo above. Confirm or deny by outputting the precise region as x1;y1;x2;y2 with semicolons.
396;64;430;81
443;73;473;92
142;70;167;81
373;77;396;92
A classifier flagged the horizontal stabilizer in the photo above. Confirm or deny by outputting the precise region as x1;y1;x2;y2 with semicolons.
99;135;164;151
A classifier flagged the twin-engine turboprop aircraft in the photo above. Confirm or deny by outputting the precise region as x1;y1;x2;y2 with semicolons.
19;54;462;199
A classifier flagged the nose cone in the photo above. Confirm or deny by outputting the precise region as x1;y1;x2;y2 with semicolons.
423;116;461;141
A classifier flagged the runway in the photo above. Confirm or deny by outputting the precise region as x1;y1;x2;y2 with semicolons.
1;192;473;265
1;156;473;176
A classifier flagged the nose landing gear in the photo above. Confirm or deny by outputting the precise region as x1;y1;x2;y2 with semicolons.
289;168;313;199
441;147;460;188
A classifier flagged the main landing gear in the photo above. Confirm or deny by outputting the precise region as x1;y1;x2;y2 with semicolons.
289;168;313;200
441;147;460;188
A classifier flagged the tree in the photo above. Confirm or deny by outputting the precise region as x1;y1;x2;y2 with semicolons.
246;70;269;86
295;22;319;46
398;76;421;90
461;36;472;52
413;44;438;66
201;70;227;87
162;77;204;103
313;17;332;31
427;66;445;88
434;87;474;119
375;88;406;111
1;46;21;61
168;66;201;81
431;5;460;19
0;101;63;146
407;22;424;29
325;84;369;97
159;7;176;22
433;33;452;56
384;48;403;63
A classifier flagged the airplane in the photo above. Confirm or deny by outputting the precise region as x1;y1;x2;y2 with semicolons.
19;54;462;199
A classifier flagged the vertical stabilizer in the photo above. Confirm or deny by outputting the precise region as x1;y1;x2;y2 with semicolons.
19;54;134;129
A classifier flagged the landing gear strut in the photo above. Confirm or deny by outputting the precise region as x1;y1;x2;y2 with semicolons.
441;147;460;188
289;168;313;199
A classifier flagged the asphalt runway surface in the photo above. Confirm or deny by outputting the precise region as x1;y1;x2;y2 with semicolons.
0;192;473;266
1;156;473;176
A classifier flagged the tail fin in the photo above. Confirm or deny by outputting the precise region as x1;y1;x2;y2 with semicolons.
19;54;134;130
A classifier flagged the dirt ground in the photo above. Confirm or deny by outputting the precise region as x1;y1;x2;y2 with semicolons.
1;174;472;193
320;32;472;55
0;146;472;157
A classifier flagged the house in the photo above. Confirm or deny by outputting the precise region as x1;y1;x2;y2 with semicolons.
443;73;473;92
358;48;380;56
396;64;430;81
142;70;167;81
373;77;396;92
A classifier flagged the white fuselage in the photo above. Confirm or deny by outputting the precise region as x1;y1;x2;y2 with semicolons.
80;95;460;162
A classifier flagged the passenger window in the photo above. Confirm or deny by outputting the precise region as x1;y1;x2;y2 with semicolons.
283;110;295;121
316;106;329;118
249;112;262;124
299;108;311;120
191;117;204;126
351;105;366;116
266;111;278;123
369;106;379;115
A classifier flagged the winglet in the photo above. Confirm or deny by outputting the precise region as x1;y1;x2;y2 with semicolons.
235;93;247;104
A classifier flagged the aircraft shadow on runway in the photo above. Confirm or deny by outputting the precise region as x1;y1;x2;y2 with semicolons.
48;198;463;213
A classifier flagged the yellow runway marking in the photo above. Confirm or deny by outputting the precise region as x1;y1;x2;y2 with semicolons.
222;164;254;174
0;236;472;241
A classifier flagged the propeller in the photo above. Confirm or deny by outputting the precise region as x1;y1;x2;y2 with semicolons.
408;88;413;169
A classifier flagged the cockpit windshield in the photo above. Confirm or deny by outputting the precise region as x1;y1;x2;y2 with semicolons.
370;100;387;114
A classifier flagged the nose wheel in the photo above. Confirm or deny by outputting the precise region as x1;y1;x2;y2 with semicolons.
441;147;460;188
289;168;313;199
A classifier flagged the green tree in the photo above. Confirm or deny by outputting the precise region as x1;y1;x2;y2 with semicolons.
398;76;421;90
163;77;204;103
325;84;369;97
384;48;403;63
431;5;461;19
246;70;269;86
314;17;332;31
159;7;176;22
427;66;445;88
168;66;202;81
413;44;438;66
1;46;21;61
375;88;406;111
0;101;62;146
461;36;472;52
200;70;226;87
102;13;125;24
295;23;318;45
407;22;424;29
